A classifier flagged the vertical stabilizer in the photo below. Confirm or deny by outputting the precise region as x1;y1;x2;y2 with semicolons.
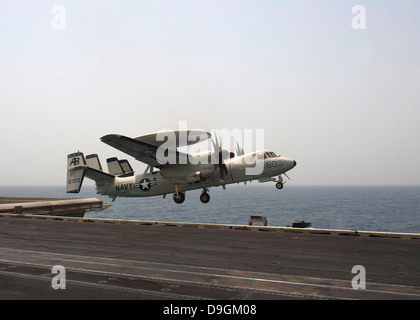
106;157;124;176
119;159;134;176
86;154;103;171
67;152;86;193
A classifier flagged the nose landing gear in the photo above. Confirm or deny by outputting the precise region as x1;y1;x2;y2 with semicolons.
275;181;284;189
275;174;290;190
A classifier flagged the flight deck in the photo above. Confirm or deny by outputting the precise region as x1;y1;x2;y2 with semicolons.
0;200;419;301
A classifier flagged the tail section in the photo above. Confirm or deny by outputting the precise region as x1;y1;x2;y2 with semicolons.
67;152;116;194
107;157;124;176
67;152;86;193
86;154;103;171
107;157;134;177
119;159;134;176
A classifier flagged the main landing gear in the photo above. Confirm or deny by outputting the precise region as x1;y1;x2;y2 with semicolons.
172;185;211;204
173;191;185;204
173;184;185;204
200;188;210;203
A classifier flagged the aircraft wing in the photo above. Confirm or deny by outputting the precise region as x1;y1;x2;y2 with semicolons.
101;134;162;167
101;131;209;167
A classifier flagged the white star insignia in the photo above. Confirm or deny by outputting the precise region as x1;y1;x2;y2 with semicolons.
140;179;150;190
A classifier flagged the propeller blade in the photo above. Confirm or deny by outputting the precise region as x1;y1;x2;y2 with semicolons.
235;141;244;156
211;135;228;183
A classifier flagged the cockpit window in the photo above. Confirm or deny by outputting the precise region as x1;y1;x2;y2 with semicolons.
264;152;278;158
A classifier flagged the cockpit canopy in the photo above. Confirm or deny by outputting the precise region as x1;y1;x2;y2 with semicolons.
265;151;277;158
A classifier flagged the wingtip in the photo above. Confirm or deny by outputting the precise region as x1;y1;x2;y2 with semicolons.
100;134;121;141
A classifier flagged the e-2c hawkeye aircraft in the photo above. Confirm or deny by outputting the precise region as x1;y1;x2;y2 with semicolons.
66;130;297;203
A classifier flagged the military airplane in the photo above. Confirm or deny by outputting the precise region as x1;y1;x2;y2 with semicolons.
66;130;297;204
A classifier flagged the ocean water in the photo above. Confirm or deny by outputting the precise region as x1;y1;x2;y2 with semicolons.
1;185;419;234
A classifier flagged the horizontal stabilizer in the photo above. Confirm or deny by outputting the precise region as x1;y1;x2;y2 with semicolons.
84;167;115;182
67;152;115;193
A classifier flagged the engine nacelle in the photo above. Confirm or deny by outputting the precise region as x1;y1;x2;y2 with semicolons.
160;166;214;184
185;169;214;183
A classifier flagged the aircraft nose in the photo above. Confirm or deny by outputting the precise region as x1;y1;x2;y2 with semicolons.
293;160;297;167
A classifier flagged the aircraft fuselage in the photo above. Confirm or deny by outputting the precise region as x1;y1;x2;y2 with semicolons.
96;152;296;199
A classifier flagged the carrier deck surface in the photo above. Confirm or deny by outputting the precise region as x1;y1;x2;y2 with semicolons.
1;211;419;300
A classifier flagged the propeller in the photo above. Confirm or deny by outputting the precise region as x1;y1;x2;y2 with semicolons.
235;141;244;157
234;141;247;185
211;135;228;185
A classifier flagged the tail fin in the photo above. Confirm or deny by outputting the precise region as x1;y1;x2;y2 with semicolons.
67;152;86;193
119;159;134;176
107;157;134;177
86;154;103;171
107;157;123;176
67;152;116;194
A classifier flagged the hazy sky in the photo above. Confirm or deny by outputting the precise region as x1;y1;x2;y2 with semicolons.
1;1;419;186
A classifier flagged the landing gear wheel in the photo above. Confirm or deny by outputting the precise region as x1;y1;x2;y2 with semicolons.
173;192;185;204
275;182;284;190
200;192;210;203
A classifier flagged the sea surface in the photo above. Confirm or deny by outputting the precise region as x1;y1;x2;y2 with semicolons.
1;185;419;234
